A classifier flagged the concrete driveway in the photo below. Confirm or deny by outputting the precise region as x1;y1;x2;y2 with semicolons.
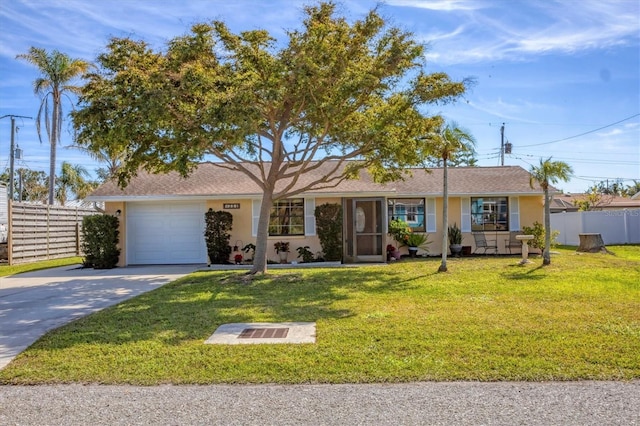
0;264;201;369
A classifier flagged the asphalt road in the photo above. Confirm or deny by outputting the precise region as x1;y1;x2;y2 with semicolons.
1;381;638;425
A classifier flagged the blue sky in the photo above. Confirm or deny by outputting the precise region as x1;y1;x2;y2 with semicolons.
0;0;638;194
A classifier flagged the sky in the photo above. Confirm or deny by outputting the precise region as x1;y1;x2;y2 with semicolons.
0;0;638;194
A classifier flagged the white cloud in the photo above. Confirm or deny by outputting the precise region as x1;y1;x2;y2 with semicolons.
386;0;487;12
412;0;640;65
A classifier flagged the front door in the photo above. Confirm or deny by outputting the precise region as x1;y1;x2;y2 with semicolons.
343;198;385;263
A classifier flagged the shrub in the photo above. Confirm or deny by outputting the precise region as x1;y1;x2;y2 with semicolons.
522;221;560;252
204;209;233;264
296;245;315;263
388;218;411;246
81;214;120;269
315;203;343;261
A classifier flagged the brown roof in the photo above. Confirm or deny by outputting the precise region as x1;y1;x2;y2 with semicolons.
88;162;546;200
551;193;640;211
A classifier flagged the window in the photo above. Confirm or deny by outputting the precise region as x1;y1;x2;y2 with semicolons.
388;198;425;231
269;198;305;236
471;197;509;231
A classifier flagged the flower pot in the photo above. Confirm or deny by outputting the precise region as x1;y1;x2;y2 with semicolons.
408;247;418;258
278;251;288;264
450;244;462;256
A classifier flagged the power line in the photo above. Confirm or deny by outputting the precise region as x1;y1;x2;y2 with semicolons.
517;113;640;148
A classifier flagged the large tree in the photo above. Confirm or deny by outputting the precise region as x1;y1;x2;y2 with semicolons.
73;2;469;274
1;168;48;203
529;157;573;265
429;122;475;273
17;48;92;205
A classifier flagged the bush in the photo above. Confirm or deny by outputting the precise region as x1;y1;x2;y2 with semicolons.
296;245;314;263
522;221;560;252
315;203;342;261
205;209;233;264
388;219;411;246
81;214;120;269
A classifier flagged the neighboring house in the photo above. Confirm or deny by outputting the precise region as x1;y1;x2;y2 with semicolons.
550;193;640;213
87;162;548;266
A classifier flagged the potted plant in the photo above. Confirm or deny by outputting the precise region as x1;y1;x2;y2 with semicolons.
242;243;256;262
405;232;430;258
274;241;290;263
234;253;243;264
448;222;463;256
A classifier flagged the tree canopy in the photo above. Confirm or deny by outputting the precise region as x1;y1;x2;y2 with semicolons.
73;1;470;273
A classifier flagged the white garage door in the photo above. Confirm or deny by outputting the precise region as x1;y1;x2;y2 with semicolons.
127;202;207;265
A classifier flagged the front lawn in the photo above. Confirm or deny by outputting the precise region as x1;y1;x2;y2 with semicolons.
0;257;83;277
1;246;638;384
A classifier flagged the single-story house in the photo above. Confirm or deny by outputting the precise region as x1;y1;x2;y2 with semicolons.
87;162;550;266
550;193;640;213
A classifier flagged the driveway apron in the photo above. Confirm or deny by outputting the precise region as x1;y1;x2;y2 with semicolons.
0;264;201;369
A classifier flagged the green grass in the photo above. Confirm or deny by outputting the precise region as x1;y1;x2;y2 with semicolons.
0;257;83;277
1;246;638;385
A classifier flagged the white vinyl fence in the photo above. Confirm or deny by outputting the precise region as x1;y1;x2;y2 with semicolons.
551;209;640;246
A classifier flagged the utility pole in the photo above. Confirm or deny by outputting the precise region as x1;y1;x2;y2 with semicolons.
500;122;505;166
1;115;32;200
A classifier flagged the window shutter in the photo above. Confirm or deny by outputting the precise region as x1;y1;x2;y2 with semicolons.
252;199;261;237
461;197;471;232
509;197;520;231
305;198;316;236
426;198;436;232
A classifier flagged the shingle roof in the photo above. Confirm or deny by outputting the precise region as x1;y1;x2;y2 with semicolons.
88;161;546;200
551;193;640;211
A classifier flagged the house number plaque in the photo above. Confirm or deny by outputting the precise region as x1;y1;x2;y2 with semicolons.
223;203;240;209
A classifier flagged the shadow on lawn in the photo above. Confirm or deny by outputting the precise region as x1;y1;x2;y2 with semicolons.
36;267;414;349
501;263;546;281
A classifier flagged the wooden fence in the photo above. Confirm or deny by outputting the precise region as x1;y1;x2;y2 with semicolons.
7;201;101;265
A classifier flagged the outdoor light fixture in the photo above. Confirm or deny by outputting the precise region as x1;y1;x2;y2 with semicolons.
115;209;122;217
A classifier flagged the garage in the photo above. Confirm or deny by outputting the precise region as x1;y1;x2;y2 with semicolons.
126;202;207;265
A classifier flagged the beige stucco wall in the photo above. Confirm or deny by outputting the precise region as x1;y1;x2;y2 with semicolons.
209;197;342;264
386;195;544;256
109;194;543;265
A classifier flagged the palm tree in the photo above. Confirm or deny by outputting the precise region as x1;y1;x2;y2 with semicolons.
431;122;476;272
17;48;92;205
55;162;95;206
71;145;125;183
529;157;573;265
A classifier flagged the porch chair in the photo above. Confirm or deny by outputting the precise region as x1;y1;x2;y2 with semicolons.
473;232;498;255
507;231;522;254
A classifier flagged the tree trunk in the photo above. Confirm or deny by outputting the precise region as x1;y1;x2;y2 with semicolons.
249;190;274;274
438;159;448;272
49;96;59;205
577;233;607;253
543;188;551;265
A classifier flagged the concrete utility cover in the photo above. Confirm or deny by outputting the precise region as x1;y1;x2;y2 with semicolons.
205;322;316;345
